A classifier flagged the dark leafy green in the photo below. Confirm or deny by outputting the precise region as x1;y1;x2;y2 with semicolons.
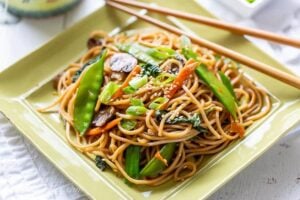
141;63;161;77
95;155;107;171
155;111;206;132
73;50;105;82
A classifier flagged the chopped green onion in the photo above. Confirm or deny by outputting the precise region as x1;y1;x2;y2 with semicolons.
149;97;169;110
98;82;120;104
153;72;175;86
129;75;148;90
126;106;148;116
117;43;161;66
147;46;176;60
182;48;198;60
130;98;144;106
147;48;170;60
121;119;137;130
123;86;136;94
180;35;192;49
156;46;176;55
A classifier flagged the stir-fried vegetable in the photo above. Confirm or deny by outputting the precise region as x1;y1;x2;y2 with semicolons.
121;119;137;130
126;106;148;116
117;43;161;66
196;64;237;119
147;46;176;60
87;118;122;136
149;97;169;110
73;51;107;135
122;86;136;94
155;111;206;132
167;113;206;132
141;63;161;77
140;143;176;177
112;65;141;99
165;60;197;99
92;106;115;127
129;75;148;90
98;82;120;104
152;72;175;86
110;53;137;73
95;155;107;171
72;56;100;83
179;36;238;119
130;98;144;106
218;71;238;103
125;146;141;180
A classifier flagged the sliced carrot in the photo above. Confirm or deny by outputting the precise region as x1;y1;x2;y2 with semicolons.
111;65;142;99
87;117;122;136
230;122;245;138
165;60;197;99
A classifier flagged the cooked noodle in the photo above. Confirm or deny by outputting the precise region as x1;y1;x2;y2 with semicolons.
39;29;271;186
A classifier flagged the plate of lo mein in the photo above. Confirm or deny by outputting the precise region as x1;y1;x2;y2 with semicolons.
39;29;272;186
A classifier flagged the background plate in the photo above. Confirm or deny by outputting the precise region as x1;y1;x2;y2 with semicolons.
0;0;300;199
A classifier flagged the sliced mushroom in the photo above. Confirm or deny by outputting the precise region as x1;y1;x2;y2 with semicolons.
111;71;126;82
87;38;103;49
109;53;137;73
52;71;64;90
92;106;116;127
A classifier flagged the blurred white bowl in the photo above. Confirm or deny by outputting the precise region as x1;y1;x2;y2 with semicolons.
216;0;272;17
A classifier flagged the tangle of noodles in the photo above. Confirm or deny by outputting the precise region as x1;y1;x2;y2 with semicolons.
39;29;271;186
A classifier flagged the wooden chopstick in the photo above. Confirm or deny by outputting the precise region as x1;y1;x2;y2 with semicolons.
106;1;300;89
109;0;300;48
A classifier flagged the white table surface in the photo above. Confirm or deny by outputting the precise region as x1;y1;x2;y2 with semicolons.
0;0;300;199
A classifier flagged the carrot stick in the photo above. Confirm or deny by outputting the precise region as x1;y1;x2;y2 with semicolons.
230;122;245;138
165;60;197;99
111;65;142;99
87;117;122;136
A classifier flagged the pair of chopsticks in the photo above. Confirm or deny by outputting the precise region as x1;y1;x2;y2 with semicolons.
106;0;300;89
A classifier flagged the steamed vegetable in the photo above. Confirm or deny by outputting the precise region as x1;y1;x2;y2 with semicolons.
73;50;107;135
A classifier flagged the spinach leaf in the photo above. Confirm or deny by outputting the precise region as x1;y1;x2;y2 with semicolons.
95;155;107;171
73;49;105;82
155;111;206;132
141;63;161;77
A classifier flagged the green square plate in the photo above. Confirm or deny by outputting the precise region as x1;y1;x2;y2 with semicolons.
0;0;299;199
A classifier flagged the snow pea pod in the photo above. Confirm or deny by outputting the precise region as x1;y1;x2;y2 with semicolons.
74;51;107;136
195;64;237;119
